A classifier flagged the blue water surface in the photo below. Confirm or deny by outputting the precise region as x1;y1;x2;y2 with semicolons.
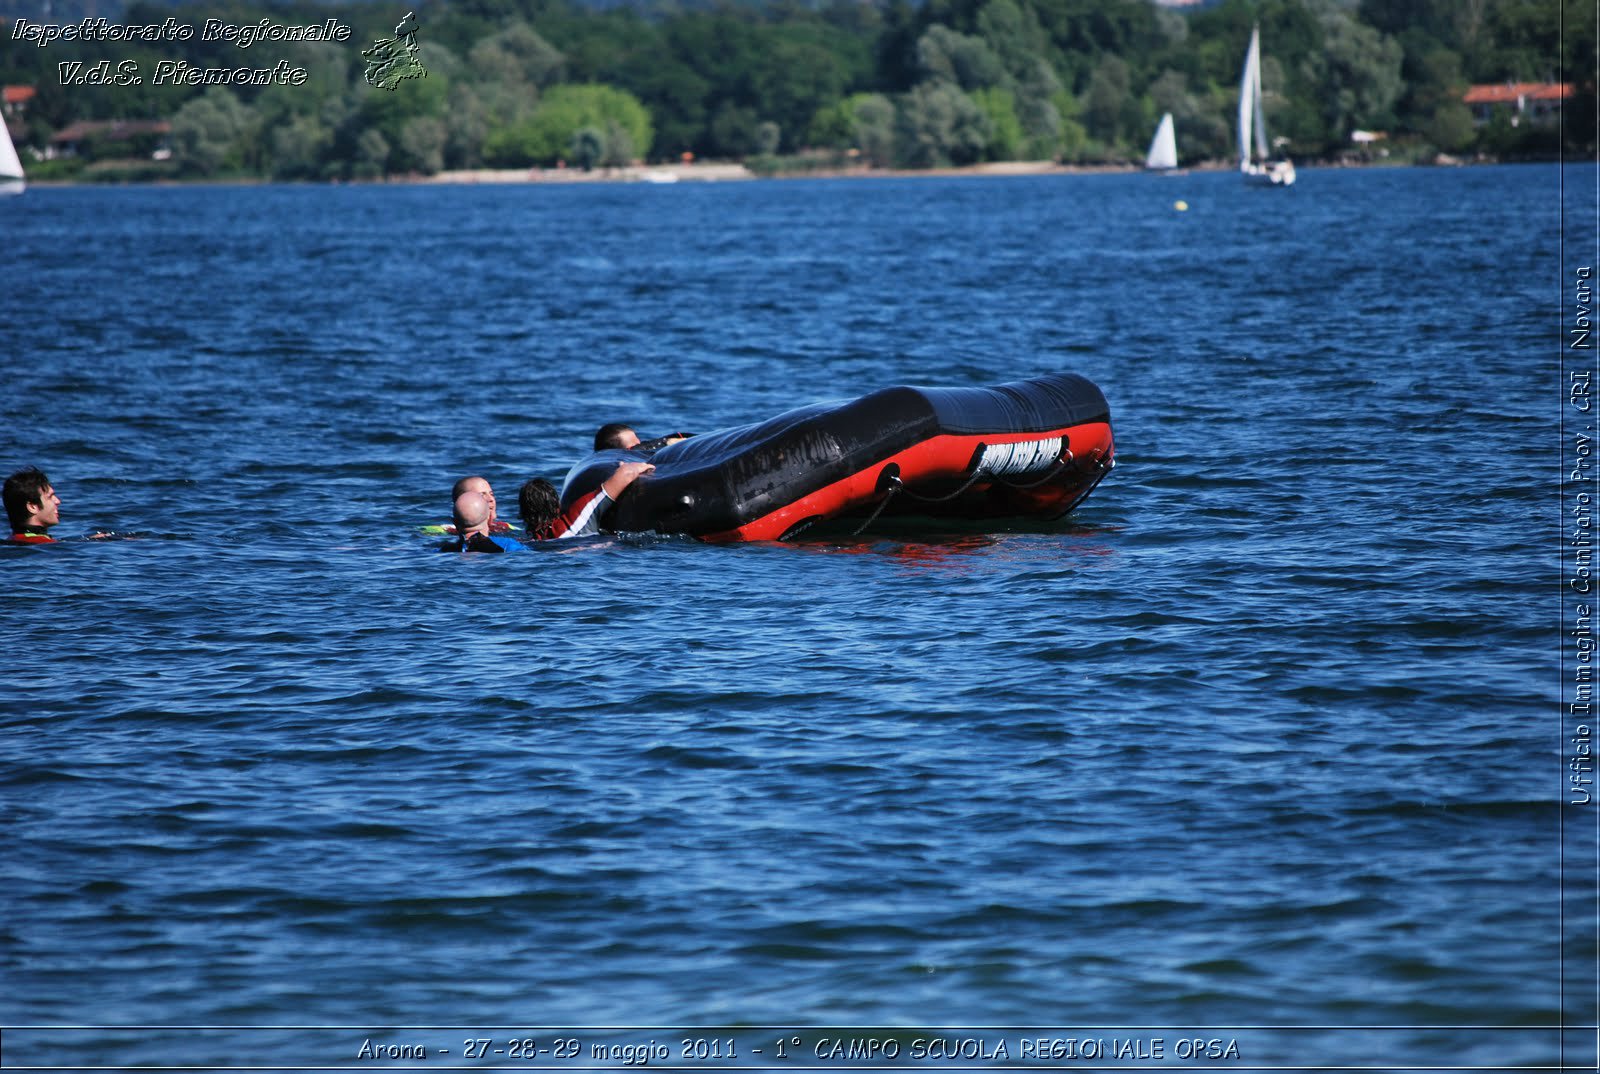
0;164;1587;1070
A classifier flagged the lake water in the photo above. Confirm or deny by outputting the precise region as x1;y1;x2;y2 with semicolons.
1;163;1593;1071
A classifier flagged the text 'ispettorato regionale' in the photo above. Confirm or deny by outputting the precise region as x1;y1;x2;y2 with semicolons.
10;17;353;88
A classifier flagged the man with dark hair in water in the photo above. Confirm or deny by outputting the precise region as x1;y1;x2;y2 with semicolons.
4;466;61;544
594;424;640;452
518;461;654;541
594;424;691;453
441;489;522;553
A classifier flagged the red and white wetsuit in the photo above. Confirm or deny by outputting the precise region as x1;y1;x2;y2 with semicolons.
535;487;613;541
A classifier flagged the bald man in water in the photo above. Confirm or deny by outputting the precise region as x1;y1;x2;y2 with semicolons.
450;474;517;535
441;490;522;553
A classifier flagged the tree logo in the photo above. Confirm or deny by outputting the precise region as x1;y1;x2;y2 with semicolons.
363;12;426;91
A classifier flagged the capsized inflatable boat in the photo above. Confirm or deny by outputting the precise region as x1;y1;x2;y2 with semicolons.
561;372;1114;542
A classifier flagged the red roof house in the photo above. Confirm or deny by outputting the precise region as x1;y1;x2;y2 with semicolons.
3;85;36;117
1463;83;1573;126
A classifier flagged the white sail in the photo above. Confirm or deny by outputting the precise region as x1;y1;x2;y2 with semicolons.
1237;27;1260;167
0;111;25;195
1238;25;1294;187
1145;113;1177;171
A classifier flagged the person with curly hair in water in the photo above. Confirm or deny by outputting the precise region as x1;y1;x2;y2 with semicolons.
518;461;653;541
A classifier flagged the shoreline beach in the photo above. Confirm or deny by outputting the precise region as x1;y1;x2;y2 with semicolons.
18;152;1521;188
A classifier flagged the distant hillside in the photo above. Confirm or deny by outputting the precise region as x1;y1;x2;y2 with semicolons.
6;0;1233;18
2;0;1584;183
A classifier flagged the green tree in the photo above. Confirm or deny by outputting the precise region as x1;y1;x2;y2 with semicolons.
469;22;565;89
710;102;762;158
445;85;492;169
1412;47;1467;115
1425;102;1477;152
1300;1;1404;146
752;38;852;152
600;120;638;166
973;85;1024;158
896;81;992;166
853;93;898;165
354;128;390;179
628;63;712;160
1052;87;1088;159
970;0;1065;157
399;116;448;174
360;66;449;172
974;0;1056;84
169;88;258;177
811;92;899;165
271;114;331;179
807;99;855;148
917;25;1007;89
493;83;652;167
1082;53;1132;146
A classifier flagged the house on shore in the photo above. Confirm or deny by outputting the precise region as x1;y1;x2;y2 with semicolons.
48;119;172;161
3;85;35;120
1463;83;1572;127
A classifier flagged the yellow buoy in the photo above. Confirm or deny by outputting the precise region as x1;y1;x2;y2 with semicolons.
1174;200;1189;212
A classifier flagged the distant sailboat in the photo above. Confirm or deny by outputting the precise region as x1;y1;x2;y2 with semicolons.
0;111;24;196
1145;112;1178;172
1238;25;1295;187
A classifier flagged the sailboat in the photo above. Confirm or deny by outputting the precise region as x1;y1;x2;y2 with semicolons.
1237;25;1295;187
0;110;25;196
1145;112;1179;172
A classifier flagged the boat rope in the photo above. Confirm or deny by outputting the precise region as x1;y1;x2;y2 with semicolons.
991;451;1073;490
846;481;901;537
1057;453;1114;513
890;464;992;504
845;462;991;538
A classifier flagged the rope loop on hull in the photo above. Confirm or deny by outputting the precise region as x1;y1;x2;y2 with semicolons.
992;453;1070;490
846;453;1000;538
890;457;991;505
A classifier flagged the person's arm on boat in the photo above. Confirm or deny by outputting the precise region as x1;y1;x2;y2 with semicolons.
600;461;653;499
540;462;654;540
634;432;693;453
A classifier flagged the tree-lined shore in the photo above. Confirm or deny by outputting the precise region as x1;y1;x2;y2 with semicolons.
3;0;1591;183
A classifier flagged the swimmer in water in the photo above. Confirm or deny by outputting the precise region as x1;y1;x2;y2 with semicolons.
594;424;692;453
4;466;61;543
441;490;522;553
519;461;654;541
451;475;517;535
594;424;641;451
517;478;562;537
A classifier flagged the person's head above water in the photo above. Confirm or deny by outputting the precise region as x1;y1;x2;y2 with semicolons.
4;466;60;536
452;490;491;536
518;478;560;534
595;424;640;451
452;475;497;523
